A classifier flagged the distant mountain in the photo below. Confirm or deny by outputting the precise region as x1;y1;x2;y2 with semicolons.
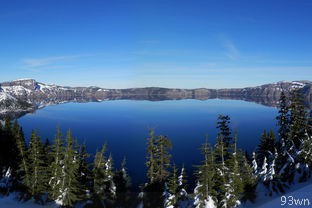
0;79;311;118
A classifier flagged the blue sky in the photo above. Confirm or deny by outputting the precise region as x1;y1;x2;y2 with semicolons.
0;0;311;88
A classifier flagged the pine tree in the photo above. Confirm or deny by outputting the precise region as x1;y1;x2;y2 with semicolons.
267;151;277;182
0;167;12;195
10;120;26;184
256;130;276;167
4;117;11;133
224;135;243;207
92;144;107;205
275;92;294;188
43;138;53;165
55;129;80;207
49;128;64;201
164;164;179;208
146;129;157;183
16;126;31;197
308;110;312;135
155;135;172;182
0;118;19;178
214;134;228;206
238;151;257;203
276;90;309;184
302;134;312;166
299;133;312;182
276;91;290;144
216;115;232;149
105;153;116;199
177;165;188;200
289;90;308;150
143;131;172;208
28;130;48;202
77;143;91;201
92;144;116;206
194;140;216;208
251;152;258;175
120;158;131;190
259;157;268;181
114;158;132;207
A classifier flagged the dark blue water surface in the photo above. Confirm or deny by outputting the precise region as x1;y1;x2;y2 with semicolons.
18;99;278;186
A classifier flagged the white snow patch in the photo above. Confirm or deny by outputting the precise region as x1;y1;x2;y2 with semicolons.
0;193;58;208
0;91;17;102
291;81;306;89
1;86;32;96
14;78;33;81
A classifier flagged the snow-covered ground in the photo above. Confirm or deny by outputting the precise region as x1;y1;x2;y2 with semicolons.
1;182;312;208
242;181;312;208
0;91;16;102
0;194;58;208
0;193;88;208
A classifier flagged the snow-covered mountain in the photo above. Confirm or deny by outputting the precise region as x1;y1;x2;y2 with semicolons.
0;79;311;118
0;90;32;116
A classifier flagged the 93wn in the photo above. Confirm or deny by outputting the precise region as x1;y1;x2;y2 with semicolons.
281;196;311;206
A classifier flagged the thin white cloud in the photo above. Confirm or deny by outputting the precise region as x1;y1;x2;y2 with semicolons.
218;34;240;61
22;54;92;69
222;39;240;61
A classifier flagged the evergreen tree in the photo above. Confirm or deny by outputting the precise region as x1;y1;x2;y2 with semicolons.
146;129;157;183
49;128;64;201
214;134;228;205
0;118;19;178
275;92;294;187
238;151;257;203
256;130;276;167
0;167;12;195
308;110;312;135
164;164;179;208
194;140;216;208
105;153;116;199
28;130;48;202
276;90;309;184
224;135;243;207
155;135;172;182
4;117;11;133
43;138;53;165
216;115;232;149
113;158;132;207
302;134;312;167
177;165;188;200
55;130;80;207
11;120;20;138
92;144;116;207
16;126;31;197
276;91;290;144
251;152;258;175
10;120;27;189
289;90;308;150
77;143;92;201
92;144;107;206
259;157;268;181
120;158;131;190
299;133;312;182
143;131;172;208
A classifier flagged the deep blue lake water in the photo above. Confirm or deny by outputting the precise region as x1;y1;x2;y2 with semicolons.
18;99;278;187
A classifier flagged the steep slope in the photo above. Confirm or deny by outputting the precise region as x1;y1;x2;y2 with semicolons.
0;90;32;115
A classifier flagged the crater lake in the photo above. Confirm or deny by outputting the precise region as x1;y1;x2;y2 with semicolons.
17;99;278;187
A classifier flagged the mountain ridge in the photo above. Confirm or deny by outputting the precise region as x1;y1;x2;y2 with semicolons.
1;79;311;118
